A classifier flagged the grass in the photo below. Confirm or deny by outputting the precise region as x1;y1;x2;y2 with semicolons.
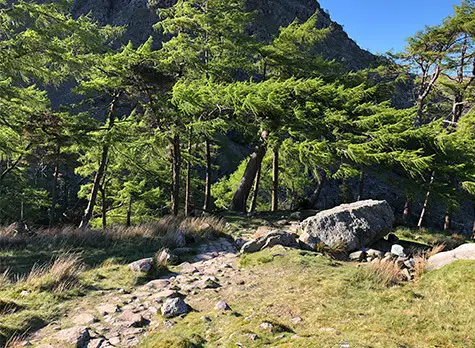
0;215;226;345
142;247;475;348
394;227;469;250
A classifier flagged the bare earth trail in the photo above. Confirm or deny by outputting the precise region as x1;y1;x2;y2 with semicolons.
25;237;243;347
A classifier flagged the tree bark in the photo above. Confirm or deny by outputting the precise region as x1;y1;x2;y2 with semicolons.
49;143;60;227
126;195;132;227
230;140;267;212
185;134;193;216
101;183;107;230
203;138;212;212
417;172;435;229
308;171;326;209
79;98;117;230
170;134;181;216
357;171;365;201
444;210;451;231
271;147;279;212
249;159;262;213
402;198;412;225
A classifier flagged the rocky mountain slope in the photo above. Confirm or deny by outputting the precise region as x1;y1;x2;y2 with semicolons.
71;0;376;70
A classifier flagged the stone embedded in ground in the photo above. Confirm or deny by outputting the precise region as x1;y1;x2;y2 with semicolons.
118;310;147;327
86;338;105;348
201;316;212;322
404;259;415;269
248;333;259;340
366;249;385;259
161;298;189;318
153;290;180;302
427;243;475;270
53;326;90;347
97;303;120;316
260;322;274;330
241;230;299;254
143;279;170;290
391;244;406;257
128;258;153;273
156;249;179;266
215;300;231;311
349;250;366;261
300;200;394;252
72;313;98;325
290;317;303;324
201;277;221;289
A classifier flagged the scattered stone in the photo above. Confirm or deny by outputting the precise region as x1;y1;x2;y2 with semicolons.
201;316;212;322
404;259;416;269
241;230;299;254
20;290;30;296
161;298;189;318
215;300;231;311
108;336;121;345
72;313;98;325
156;249;179;266
163;320;176;328
143;279;170;290
153;290;180;302
118;310;147;327
290;317;303;324
427;243;475;270
349;250;366;261
366;249;385;259
401;268;412;281
248;333;259;341
97;303;120;316
201;277;221;289
53;326;90;347
299;200;394;252
128;258;153;273
260;322;274;330
86;338;105;348
319;327;337;332
253;225;274;239
396;256;407;268
391;244;406;257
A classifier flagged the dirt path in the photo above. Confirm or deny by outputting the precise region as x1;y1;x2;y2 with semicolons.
24;237;241;347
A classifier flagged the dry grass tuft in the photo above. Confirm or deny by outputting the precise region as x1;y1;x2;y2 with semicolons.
358;259;403;287
24;254;84;293
413;256;426;281
427;244;445;258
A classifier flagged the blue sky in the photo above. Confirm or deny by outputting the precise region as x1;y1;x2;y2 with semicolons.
318;0;461;54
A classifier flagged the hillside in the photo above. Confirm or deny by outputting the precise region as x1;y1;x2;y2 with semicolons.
71;0;376;70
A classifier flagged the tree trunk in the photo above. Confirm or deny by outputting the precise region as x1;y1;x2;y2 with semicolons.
79;98;117;230
203;138;212;212
185;134;193;216
170;134;181;216
271;147;279;212
126;195;132;227
357;171;365;201
249;160;262;213
308;171;326;208
101;183;107;230
417;172;435;229
49;143;61;227
444;210;451;231
402;199;412;225
230;140;267;212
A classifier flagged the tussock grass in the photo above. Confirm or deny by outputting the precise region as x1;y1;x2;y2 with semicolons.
354;259;403;288
24;254;84;293
395;227;468;250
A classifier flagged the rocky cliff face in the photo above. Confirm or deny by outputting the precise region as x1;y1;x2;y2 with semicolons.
71;0;376;70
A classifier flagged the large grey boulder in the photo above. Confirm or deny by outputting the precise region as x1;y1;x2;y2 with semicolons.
427;244;475;270
299;200;394;252
240;230;299;253
161;298;189;318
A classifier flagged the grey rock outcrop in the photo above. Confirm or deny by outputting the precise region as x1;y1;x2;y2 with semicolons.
161;298;189;318
128;258;153;273
299;200;394;252
241;230;299;253
427;243;475;270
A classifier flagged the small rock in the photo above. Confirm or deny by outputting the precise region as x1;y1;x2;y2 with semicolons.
161;298;189;318
201;278;221;289
118;310;147;327
86;338;104;348
391;244;406;257
201;316;212;322
215;301;231;311
20;290;30;296
404;259;416;269
128;258;153;273
97;303;120;316
349;251;366;261
260;322;273;330
163;320;176;328
396;256;408;268
143;279;170;290
248;333;259;341
366;249;385;259
53;326;90;347
109;336;121;345
401;268;412;281
153;290;180;302
290;317;303;324
72;313;98;325
156;249;179;266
